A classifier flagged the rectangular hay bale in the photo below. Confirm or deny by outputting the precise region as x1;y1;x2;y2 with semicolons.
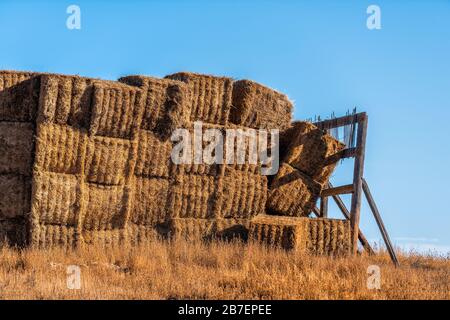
31;171;79;226
30;224;77;248
131;177;169;226
84;136;131;185
0;71;40;122
0;174;31;220
267;163;321;217
0;122;34;176
119;75;189;138
165;72;233;125
134;129;172;178
230;79;293;130
34;123;87;174
283;121;345;186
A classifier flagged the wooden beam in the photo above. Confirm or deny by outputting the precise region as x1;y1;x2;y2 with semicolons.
362;178;399;267
324;148;357;165
321;184;354;197
350;113;368;254
312;206;321;217
314;112;366;130
328;183;374;255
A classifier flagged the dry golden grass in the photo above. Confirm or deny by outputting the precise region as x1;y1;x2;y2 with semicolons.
0;239;448;300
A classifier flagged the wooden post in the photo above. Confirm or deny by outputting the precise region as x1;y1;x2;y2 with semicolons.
320;197;328;218
350;113;368;254
362;178;399;266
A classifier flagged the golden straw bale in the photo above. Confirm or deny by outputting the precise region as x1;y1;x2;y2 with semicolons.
0;122;34;176
165;72;233;125
0;71;40;122
131;177;169;226
31;224;77;248
283;121;345;186
267;163;321;217
84;136;131;185
230;79;292;130
135;129;172;178
82;228;124;247
119;75;189;138
34;123;87;174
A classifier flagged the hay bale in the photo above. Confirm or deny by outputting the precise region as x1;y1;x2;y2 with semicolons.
0;218;27;246
127;223;162;245
131;177;169;226
31;171;78;226
306;218;353;255
37;74;95;127
230;79;292;130
267;163;321;217
135;129;172;178
0;122;34;176
89;81;144;139
0;71;40;122
249;215;308;251
167;174;218;219
82;183;126;231
85;136;131;185
217;167;267;219
283;121;345;186
0;174;31;220
119;75;189;138
82;228;124;247
165;72;233;125
168;218;249;241
31;224;77;248
34;123;87;174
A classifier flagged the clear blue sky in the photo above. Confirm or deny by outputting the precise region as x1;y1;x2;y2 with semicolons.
1;0;449;254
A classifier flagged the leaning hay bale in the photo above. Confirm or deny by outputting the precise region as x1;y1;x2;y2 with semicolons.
37;74;95;127
31;224;77;248
217;167;267;219
167;174;218;219
131;177;169;226
85;136;131;186
134;129;172;178
82;183;126;231
89;81;144;139
0;122;34;176
119;75;189;138
267;163;321;217
34;123;87;174
249;215;308;251
0;71;40;122
230;79;293;130
283;121;345;186
0;174;31;220
31;171;78;226
165;72;233;125
0;218;27;246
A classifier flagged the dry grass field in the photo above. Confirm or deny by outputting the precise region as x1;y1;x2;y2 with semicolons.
0;239;448;300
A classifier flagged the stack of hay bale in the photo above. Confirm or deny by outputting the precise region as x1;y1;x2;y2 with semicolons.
0;70;352;255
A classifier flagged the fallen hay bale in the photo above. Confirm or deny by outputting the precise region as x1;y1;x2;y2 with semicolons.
165;72;233;125
249;215;353;255
230;79;292;130
283;121;345;186
267;163;321;217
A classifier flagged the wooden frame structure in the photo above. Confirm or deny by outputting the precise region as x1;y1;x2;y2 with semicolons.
313;112;399;266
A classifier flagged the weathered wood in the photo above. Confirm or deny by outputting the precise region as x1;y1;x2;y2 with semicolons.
320;197;328;218
312;206;321;217
324;147;357;165
328;183;374;255
362;178;399;267
321;184;354;197
313;113;365;130
350;113;368;254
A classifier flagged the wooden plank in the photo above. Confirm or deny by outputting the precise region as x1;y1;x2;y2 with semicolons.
350;113;368;254
321;184;354;197
320;197;328;218
312;206;321;217
362;178;400;267
328;183;374;255
324;148;357;165
313;112;365;130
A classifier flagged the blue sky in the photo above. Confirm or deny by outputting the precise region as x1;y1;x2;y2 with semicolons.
1;0;449;254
